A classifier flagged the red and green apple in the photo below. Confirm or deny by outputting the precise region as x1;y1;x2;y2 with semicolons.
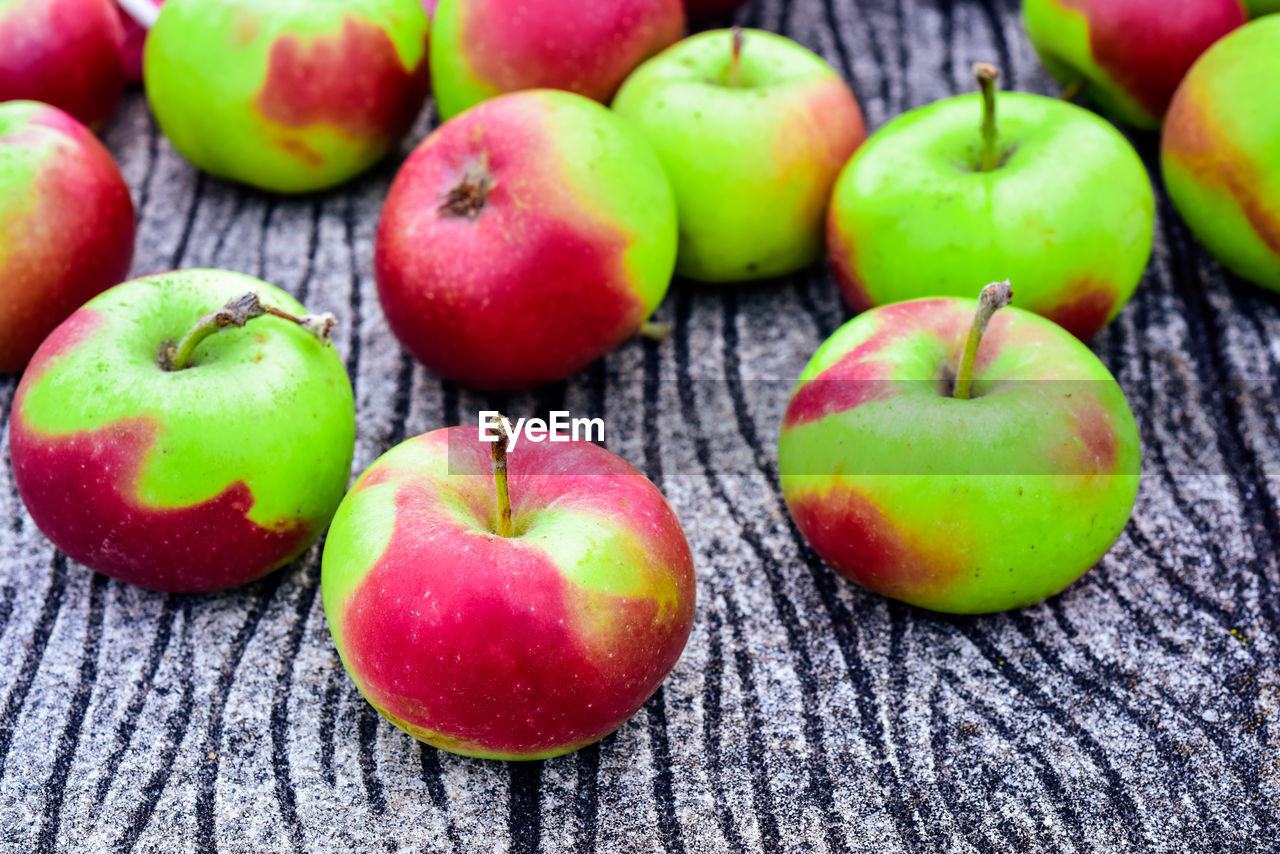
9;270;356;593
376;89;678;390
144;0;431;193
612;28;865;283
827;65;1154;340
322;424;696;759
0;101;134;374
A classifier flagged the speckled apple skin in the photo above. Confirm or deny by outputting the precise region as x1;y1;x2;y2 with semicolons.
376;90;677;390
0;102;134;373
145;0;430;193
0;0;125;128
322;427;696;760
9;270;356;592
827;93;1153;341
429;0;684;120
1022;0;1245;128
778;298;1141;614
1162;17;1280;292
613;29;865;283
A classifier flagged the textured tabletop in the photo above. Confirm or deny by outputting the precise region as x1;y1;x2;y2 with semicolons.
2;1;1278;852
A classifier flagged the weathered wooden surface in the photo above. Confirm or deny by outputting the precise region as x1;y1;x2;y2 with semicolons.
2;1;1278;851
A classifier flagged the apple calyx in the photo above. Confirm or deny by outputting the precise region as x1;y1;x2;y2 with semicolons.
974;62;1000;172
158;292;338;371
727;27;745;87
491;413;515;537
439;162;493;219
953;280;1012;400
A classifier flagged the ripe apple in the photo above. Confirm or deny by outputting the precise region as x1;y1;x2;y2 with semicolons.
321;423;696;759
685;0;747;19
1246;0;1280;15
9;269;356;593
116;0;164;82
1023;0;1245;128
1163;16;1280;293
827;64;1153;341
0;101;134;374
0;0;126;129
376;89;678;390
429;0;684;120
612;28;866;283
778;283;1141;614
144;0;431;193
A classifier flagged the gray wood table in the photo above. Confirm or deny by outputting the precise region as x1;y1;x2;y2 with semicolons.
2;1;1277;851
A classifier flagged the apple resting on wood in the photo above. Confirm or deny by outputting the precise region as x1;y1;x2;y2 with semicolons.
1022;0;1245;128
429;0;684;120
778;283;1141;614
1162;15;1280;293
827;64;1153;341
0;0;126;129
376;90;678;390
10;270;356;593
0;101;134;373
613;28;865;282
144;0;431;193
322;423;696;759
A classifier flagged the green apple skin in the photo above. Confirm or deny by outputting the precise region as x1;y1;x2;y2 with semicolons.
778;297;1141;614
827;93;1154;341
145;0;430;193
1247;0;1280;14
1022;0;1245;129
9;270;356;592
1162;16;1280;292
612;28;866;283
322;427;696;759
430;0;684;121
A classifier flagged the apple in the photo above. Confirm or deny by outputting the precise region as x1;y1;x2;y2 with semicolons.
0;0;126;129
9;269;356;593
321;422;696;759
1246;0;1280;15
116;0;164;82
376;89;678;390
612;28;866;283
778;282;1141;614
0;101;134;374
1023;0;1245;128
429;0;684;120
1162;16;1280;293
827;64;1153;341
144;0;431;193
685;0;747;19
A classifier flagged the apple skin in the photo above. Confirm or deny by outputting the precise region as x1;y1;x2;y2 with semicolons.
778;297;1141;614
0;101;134;374
118;0;165;82
376;90;677;390
429;0;684;120
321;426;696;760
827;93;1154;340
144;0;430;193
9;270;356;593
1246;0;1280;14
1162;16;1280;292
612;29;866;283
1023;0;1245;129
0;0;126;129
684;0;747;19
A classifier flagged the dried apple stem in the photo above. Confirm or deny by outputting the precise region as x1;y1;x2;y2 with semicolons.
953;281;1013;401
159;292;337;371
117;0;159;28
974;62;1000;172
728;27;745;87
491;416;514;538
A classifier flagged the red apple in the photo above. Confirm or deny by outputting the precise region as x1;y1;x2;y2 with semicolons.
0;0;126;129
0;101;134;374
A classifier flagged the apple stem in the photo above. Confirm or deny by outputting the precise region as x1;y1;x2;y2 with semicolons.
117;0;159;29
639;320;673;342
974;62;1000;172
491;415;514;538
953;280;1013;401
728;27;744;87
159;292;337;372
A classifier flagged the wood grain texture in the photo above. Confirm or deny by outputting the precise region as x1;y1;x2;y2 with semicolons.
2;1;1278;851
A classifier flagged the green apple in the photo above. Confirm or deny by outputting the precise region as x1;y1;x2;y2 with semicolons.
612;28;866;282
778;283;1141;614
1246;0;1280;16
827;64;1154;341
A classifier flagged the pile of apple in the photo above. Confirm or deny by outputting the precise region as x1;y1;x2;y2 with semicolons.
1;0;1278;760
